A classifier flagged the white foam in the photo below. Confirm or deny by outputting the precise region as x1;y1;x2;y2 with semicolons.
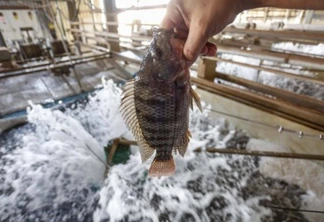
0;102;106;220
64;78;129;147
216;45;324;100
93;103;272;222
248;138;324;221
216;54;260;81
272;42;324;56
1;78;322;222
0;79;125;221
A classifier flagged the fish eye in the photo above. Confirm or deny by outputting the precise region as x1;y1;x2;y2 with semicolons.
157;73;164;81
155;48;163;57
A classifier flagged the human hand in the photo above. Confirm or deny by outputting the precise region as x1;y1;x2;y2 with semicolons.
160;0;246;66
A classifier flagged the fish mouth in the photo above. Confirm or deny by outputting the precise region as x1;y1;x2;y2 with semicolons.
153;27;174;35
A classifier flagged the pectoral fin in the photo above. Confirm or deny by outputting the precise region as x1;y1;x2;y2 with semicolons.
190;87;202;112
175;130;191;157
190;96;193;110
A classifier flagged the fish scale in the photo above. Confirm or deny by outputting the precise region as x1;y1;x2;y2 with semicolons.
120;28;202;177
137;86;176;157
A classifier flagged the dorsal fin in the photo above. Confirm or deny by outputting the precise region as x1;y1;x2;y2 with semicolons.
120;79;154;162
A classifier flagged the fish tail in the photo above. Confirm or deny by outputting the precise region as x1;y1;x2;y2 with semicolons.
148;156;175;177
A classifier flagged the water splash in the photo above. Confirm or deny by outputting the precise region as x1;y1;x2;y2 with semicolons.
0;102;106;221
94;153;274;222
0;79;126;221
63;78;129;147
0;79;320;222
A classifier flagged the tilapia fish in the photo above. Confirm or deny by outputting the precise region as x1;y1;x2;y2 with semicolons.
120;28;202;177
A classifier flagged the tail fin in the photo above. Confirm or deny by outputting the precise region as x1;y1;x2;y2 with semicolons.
148;156;175;177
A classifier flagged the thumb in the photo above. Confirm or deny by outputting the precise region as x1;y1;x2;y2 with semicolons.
184;22;209;62
160;16;174;29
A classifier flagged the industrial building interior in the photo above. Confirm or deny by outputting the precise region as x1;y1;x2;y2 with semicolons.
0;0;324;221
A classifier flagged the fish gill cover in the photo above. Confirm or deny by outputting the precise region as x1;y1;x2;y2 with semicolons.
0;79;321;222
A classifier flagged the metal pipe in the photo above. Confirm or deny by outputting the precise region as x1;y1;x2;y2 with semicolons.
89;0;97;31
0;55;110;79
56;0;67;37
69;21;158;27
73;32;145;47
192;77;324;131
212;71;324;113
80;43;110;53
118;138;324;161
224;27;324;43
70;28;151;42
217;45;324;71
205;56;324;85
195;148;324;161
0;53;109;74
116;4;167;12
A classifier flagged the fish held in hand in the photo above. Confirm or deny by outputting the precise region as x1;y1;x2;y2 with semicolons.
120;28;202;177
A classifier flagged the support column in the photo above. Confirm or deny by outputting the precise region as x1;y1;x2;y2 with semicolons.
197;58;217;81
303;10;314;24
103;0;120;52
67;0;81;41
0;31;6;47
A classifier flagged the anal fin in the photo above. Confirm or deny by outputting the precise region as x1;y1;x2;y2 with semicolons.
140;144;155;163
149;156;175;177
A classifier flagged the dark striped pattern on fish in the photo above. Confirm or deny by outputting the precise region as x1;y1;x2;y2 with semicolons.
120;28;202;177
135;78;190;159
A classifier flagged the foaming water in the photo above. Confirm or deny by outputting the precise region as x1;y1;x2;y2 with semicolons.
94;153;273;222
0;79;126;221
272;42;324;56
0;79;321;222
62;79;129;147
216;53;324;100
0;103;106;221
